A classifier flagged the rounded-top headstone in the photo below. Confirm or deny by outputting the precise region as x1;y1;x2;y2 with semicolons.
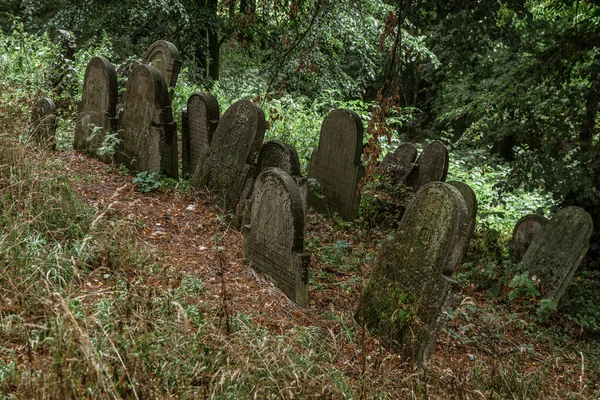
406;140;449;190
257;140;302;176
509;214;548;263
521;206;592;303
142;40;182;92
31;97;58;150
74;56;118;159
182;92;220;177
378;142;418;185
447;181;478;238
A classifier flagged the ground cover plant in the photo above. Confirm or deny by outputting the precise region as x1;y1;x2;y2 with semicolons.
1;3;600;399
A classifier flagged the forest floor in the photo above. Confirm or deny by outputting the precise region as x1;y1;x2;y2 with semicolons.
51;149;600;399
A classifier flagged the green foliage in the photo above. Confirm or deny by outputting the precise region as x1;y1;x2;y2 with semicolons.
132;171;162;193
508;271;541;302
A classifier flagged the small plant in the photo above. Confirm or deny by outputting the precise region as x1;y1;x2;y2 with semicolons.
132;171;161;193
97;131;121;157
508;271;541;301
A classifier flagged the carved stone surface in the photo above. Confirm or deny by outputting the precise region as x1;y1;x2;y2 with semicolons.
31;98;58;150
190;99;266;211
521;207;593;303
406;141;449;190
447;181;478;239
509;215;548;263
307;109;365;220
257;140;307;214
142;40;181;97
116;63;177;177
243;168;310;306
74;56;118;162
377;142;418;185
359;182;469;369
182;92;220;178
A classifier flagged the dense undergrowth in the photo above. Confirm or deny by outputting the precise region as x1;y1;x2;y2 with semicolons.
1;24;600;399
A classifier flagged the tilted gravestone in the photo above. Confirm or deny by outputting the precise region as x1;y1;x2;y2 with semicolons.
447;181;478;239
190;99;266;212
358;182;469;369
142;40;181;99
257;140;307;209
509;215;548;263
406;141;449;191
116;63;178;178
377;142;418;185
182;92;220;178
74;56;118;162
31;98;58;150
307;109;365;220
521;207;592;303
243;168;310;306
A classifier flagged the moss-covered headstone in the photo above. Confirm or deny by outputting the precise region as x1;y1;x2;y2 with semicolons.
509;214;548;263
74;56;118;162
447;181;478;239
377;142;418;185
243;168;310;306
521;207;592;303
190;99;266;212
142;40;181;99
31;98;58;150
358;182;469;369
307;108;365;221
117;63;177;177
182;92;220;178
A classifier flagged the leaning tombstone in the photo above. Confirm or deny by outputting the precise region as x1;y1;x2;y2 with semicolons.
74;56;118;163
257;140;307;210
190;99;266;212
31;98;58;150
406;140;449;191
521;206;592;303
116;63;177;177
447;181;478;239
358;181;469;370
377;142;418;185
307;108;365;221
142;40;181;99
182;92;220;178
243;168;310;306
509;215;548;263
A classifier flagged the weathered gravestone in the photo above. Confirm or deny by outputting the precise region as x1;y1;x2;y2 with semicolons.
116;63;178;178
406;140;449;191
31;98;58;150
182;92;220;178
74;56;118;162
358;182;469;369
521;207;592;303
447;181;478;239
377;142;418;185
307;109;365;221
190;99;266;212
243;168;310;306
509;215;548;263
257;140;307;209
142;40;181;99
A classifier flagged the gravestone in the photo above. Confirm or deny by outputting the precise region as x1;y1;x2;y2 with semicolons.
406;141;449;190
74;56;118;162
521;207;592;303
31;98;58;150
117;63;177;177
256;140;308;215
182;92;220;178
307;109;365;220
447;181;478;239
377;142;418;185
142;40;181;98
358;182;469;369
243;168;310;306
116;59;141;105
190;99;266;211
509;215;548;263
